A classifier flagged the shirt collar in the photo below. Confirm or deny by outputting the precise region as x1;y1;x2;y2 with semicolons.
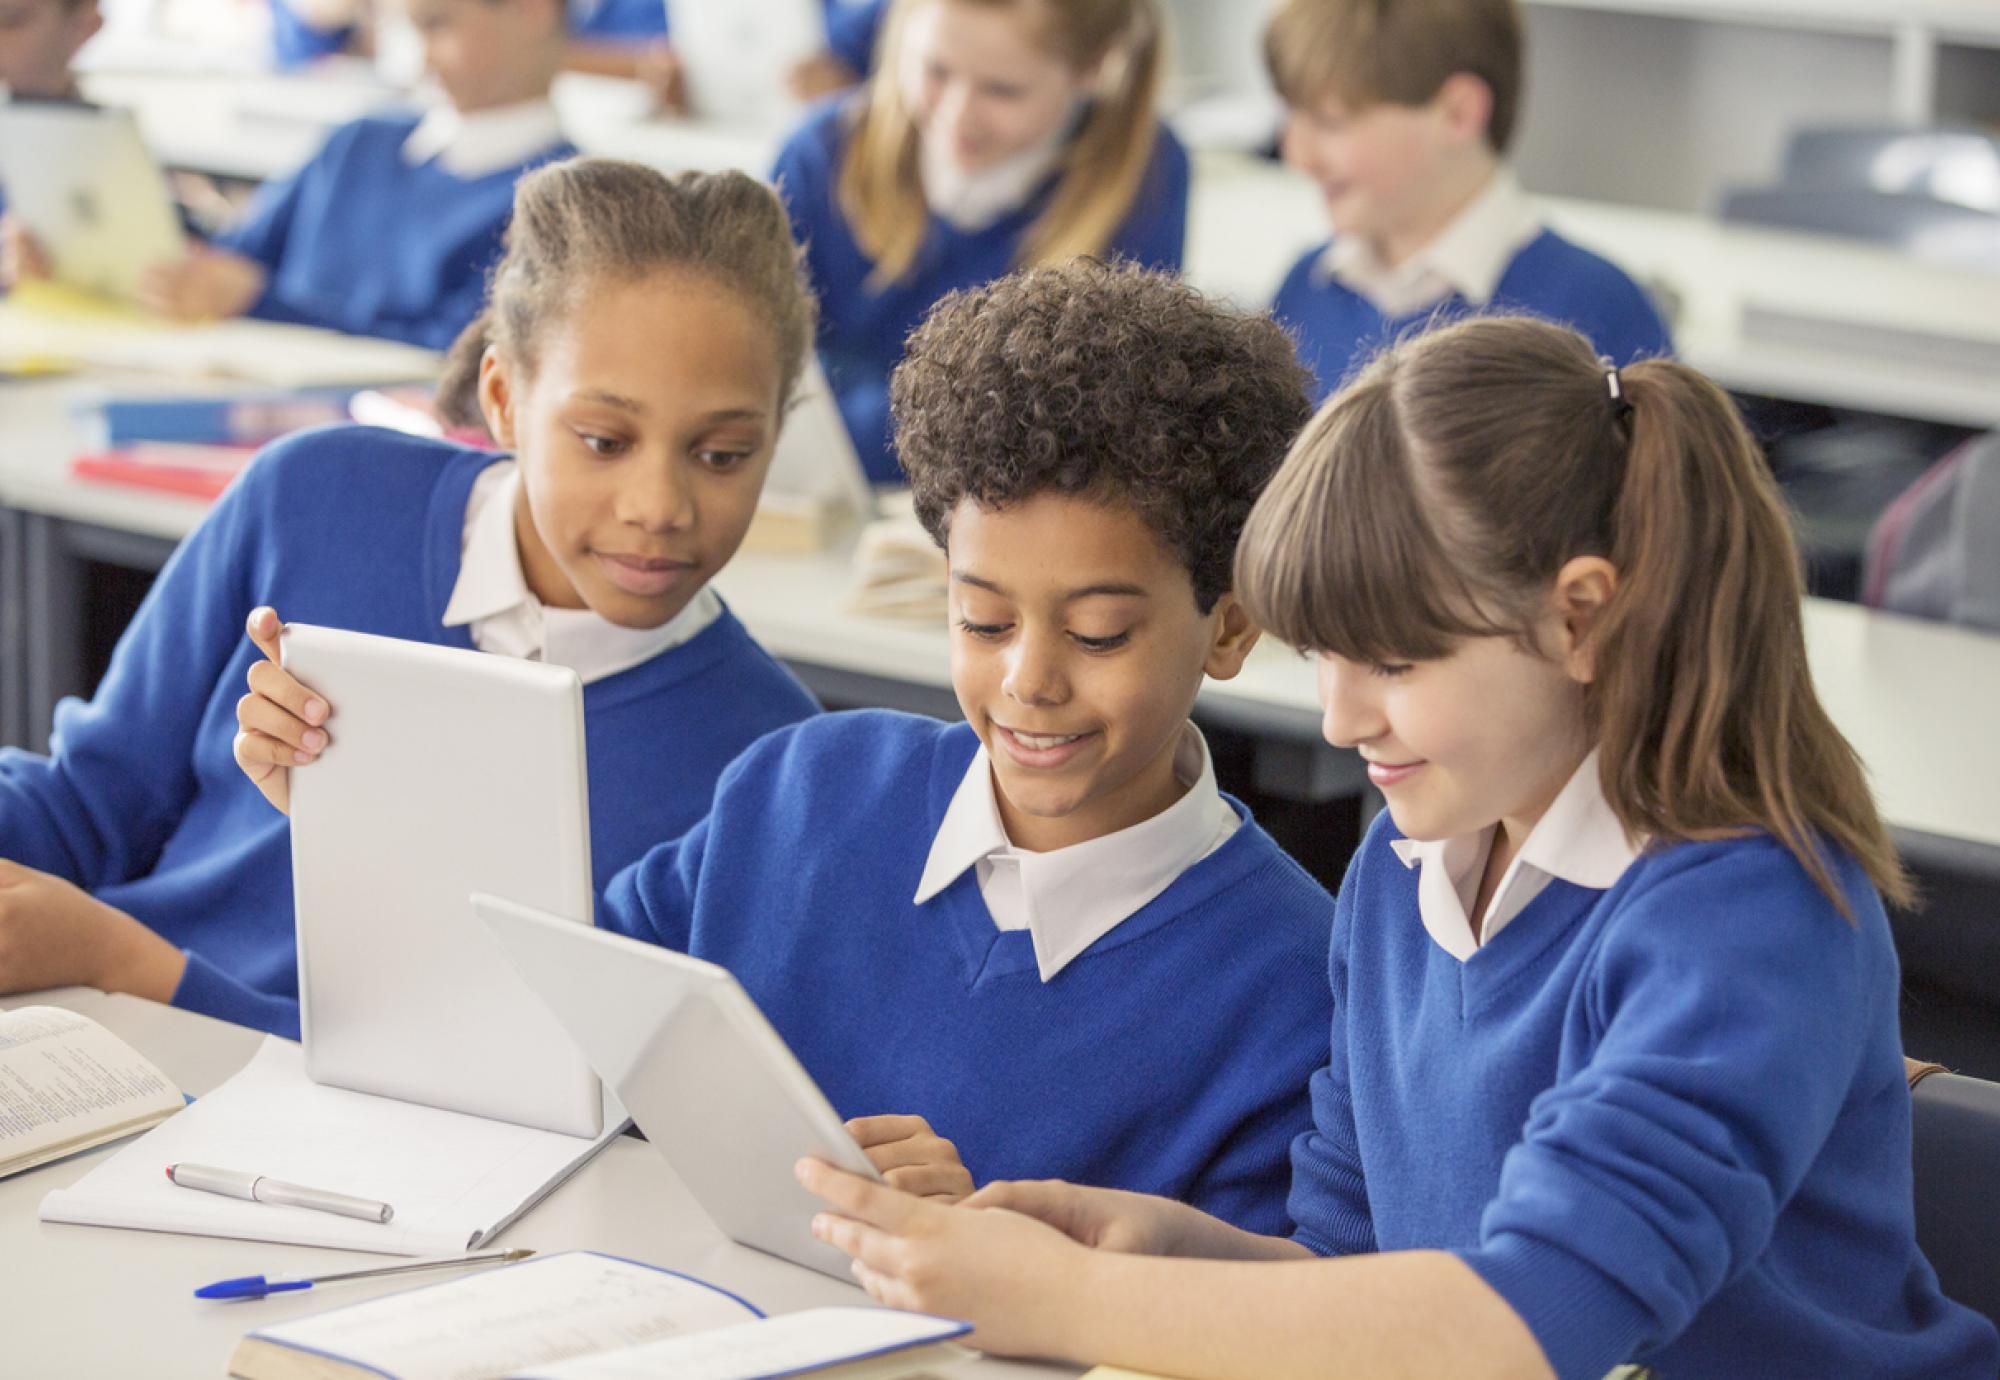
1315;168;1543;317
1388;749;1641;961
914;723;1239;981
401;97;565;178
441;460;722;685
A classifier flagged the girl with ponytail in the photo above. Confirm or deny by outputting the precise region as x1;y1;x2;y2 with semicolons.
796;316;2000;1379
0;159;820;1040
769;0;1185;483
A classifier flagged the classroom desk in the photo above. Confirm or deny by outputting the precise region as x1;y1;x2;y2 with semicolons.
3;986;1076;1380
0;376;1360;802
73;65;2000;428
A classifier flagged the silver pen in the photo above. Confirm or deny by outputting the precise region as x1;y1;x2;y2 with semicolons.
166;1162;395;1223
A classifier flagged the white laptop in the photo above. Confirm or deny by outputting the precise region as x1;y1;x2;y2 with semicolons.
0;101;185;303
472;893;883;1280
665;0;824;127
282;624;605;1139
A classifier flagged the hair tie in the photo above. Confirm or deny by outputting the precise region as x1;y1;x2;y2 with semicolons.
1605;365;1634;424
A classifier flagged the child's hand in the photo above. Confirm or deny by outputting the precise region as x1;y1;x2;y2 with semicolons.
137;247;266;322
785;51;859;102
0;215;53;287
232;607;331;817
0;859;186;1002
634;42;688;114
798;1158;1089;1357
961;1178;1194;1255
846;1115;975;1201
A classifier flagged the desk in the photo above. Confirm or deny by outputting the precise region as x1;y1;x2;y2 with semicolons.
3;987;1074;1380
0;376;1361;803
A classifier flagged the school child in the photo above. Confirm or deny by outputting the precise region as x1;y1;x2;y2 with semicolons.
587;262;1332;1231
0;0;101;230
1265;0;1672;399
770;0;1187;483
798;315;2000;1379
0;161;820;1038
140;0;574;348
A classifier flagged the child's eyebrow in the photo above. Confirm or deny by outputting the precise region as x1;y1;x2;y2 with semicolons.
952;571;1149;602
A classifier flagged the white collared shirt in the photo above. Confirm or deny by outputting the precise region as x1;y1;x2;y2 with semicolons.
913;723;1241;982
1389;750;1642;962
441;461;721;684
917;125;1070;233
1316;168;1544;318
401;97;565;178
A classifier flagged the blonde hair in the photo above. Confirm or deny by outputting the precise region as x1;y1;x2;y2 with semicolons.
1264;0;1522;154
1235;315;1910;914
836;0;1163;287
437;158;817;427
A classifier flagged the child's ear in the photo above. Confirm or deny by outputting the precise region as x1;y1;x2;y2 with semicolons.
1550;555;1618;683
1434;72;1495;150
476;347;518;449
1201;592;1262;682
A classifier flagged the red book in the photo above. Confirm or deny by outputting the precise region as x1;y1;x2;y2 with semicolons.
71;443;260;502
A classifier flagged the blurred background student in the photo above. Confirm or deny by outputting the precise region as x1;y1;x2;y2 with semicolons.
770;0;1187;483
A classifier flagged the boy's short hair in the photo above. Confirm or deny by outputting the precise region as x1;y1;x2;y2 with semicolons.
890;260;1314;613
1264;0;1523;155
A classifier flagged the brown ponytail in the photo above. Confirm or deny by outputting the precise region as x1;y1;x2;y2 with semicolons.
1236;315;1909;913
837;0;1166;287
437;157;817;431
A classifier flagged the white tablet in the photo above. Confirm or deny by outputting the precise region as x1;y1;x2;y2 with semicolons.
472;892;882;1281
282;624;603;1139
665;0;824;127
0;102;185;303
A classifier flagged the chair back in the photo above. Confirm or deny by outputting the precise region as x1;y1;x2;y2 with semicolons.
1910;1066;2000;1326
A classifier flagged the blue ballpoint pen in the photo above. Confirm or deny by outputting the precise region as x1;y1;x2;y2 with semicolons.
194;1247;536;1300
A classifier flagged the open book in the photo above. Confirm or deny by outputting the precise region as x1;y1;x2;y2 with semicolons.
229;1251;972;1380
0;1005;184;1179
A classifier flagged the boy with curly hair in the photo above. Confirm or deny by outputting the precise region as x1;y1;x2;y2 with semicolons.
597;260;1335;1235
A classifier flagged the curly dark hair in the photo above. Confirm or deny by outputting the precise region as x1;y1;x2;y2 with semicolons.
890;260;1315;611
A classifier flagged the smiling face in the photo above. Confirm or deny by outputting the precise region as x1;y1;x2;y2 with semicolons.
0;0;97;98
402;0;561;112
477;270;784;629
945;493;1257;852
1279;75;1496;263
1316;623;1589;847
897;0;1090;173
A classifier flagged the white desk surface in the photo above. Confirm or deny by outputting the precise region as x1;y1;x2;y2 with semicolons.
3;987;1074;1380
3;373;1997;849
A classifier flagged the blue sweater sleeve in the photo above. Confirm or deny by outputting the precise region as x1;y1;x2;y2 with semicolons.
1284;838;1377;1256
176;952;303;1038
1456;843;1883;1380
0;461;263;889
598;818;707;954
211;139;320;274
1106;126;1189;272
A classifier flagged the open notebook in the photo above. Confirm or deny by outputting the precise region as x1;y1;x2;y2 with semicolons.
39;1037;621;1254
229;1251;971;1380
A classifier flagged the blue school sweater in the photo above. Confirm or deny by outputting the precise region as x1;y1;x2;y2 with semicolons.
600;710;1334;1233
771;99;1190;482
1288;816;2000;1379
1271;229;1672;400
212;113;574;350
0;427;817;1038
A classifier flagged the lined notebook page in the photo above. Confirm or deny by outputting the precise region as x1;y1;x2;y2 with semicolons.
40;1037;620;1254
242;1254;759;1380
0;1006;183;1177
